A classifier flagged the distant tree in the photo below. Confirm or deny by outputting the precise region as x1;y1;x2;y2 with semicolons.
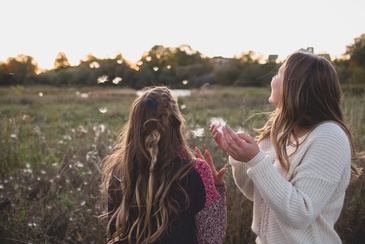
173;44;203;66
333;58;351;84
138;45;173;84
345;33;365;84
54;52;70;69
214;58;241;86
346;33;365;69
4;55;38;85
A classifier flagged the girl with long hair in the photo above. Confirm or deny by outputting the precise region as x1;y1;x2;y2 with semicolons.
210;51;362;243
100;86;227;244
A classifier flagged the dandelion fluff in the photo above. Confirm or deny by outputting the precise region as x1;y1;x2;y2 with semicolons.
99;107;108;113
210;117;227;132
97;75;108;84
112;77;122;84
191;128;205;138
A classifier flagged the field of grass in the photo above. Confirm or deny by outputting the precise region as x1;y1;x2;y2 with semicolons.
0;85;364;243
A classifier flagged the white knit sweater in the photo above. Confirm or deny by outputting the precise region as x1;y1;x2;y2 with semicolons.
229;122;351;244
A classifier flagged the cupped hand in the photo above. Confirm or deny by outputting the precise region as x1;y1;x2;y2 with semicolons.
195;146;227;184
210;124;260;162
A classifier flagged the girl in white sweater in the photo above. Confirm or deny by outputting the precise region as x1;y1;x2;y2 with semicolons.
210;51;362;243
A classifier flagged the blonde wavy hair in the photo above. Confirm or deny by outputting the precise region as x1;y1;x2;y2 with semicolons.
100;86;195;243
256;51;362;179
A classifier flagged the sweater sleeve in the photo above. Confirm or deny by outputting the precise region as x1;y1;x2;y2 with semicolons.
229;155;254;201
194;159;227;244
246;123;352;228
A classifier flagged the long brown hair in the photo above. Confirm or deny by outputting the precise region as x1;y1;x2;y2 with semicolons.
100;86;195;243
256;51;361;178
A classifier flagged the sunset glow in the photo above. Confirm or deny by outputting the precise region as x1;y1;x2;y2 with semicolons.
1;0;364;70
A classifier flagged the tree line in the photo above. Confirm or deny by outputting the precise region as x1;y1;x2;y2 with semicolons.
1;34;364;89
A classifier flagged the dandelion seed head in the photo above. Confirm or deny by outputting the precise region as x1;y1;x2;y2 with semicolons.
97;75;109;84
99;107;108;113
182;80;188;85
180;104;186;109
191;128;205;138
76;162;84;168
93;124;106;134
23;169;32;174
63;135;72;140
112;77;122;84
167;65;171;69
38;92;43;97
153;67;159;71
210;117;227;132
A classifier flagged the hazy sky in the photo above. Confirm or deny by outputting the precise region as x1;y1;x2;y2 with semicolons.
1;0;364;70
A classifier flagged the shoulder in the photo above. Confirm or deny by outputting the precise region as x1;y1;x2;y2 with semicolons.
308;122;350;145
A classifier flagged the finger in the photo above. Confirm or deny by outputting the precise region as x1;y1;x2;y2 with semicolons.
217;168;228;178
210;124;219;134
195;146;204;160
221;129;241;152
204;150;218;174
223;125;241;143
237;132;255;144
215;168;228;183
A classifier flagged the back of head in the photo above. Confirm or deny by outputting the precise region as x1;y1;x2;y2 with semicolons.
280;52;343;128
280;51;343;127
103;86;195;243
129;86;191;165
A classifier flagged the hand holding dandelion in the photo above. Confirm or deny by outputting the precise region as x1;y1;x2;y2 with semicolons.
210;125;260;163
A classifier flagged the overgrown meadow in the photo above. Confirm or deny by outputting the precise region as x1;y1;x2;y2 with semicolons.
0;85;364;243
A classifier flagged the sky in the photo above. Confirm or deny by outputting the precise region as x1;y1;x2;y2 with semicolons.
1;0;364;70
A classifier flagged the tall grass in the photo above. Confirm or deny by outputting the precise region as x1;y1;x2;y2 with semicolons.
0;85;364;243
